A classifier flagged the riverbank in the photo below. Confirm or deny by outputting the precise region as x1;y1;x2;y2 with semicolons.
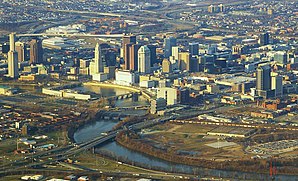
67;109;102;143
115;130;298;176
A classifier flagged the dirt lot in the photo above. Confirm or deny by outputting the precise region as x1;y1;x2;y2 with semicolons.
142;123;249;161
141;122;298;161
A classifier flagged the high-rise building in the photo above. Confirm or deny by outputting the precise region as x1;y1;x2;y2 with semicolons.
256;65;272;98
256;65;271;91
150;98;167;114
157;87;178;106
147;45;157;66
162;58;172;73
123;35;136;70
208;44;217;54
138;45;151;74
7;33;19;78
104;49;117;67
178;52;191;71
274;51;287;65
15;42;26;62
189;43;199;56
29;39;43;64
178;88;190;104
171;46;180;60
94;43;104;73
259;32;270;46
218;4;224;12
208;4;224;13
208;5;215;13
164;36;176;58
129;44;141;71
1;43;10;53
271;73;283;97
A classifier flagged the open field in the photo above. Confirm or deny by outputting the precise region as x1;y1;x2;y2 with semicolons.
143;123;248;161
141;122;298;161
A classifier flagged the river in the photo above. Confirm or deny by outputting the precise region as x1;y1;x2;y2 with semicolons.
73;86;298;180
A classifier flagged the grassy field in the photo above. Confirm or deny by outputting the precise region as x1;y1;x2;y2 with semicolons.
145;123;249;161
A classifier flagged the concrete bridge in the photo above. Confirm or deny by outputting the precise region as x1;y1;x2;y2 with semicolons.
104;92;141;101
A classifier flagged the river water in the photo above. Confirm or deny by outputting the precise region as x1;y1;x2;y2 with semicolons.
74;86;298;180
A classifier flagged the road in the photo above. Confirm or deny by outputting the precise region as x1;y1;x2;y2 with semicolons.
0;116;174;175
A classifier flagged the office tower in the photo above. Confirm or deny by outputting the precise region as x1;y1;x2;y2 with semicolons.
1;43;10;53
104;66;116;79
29;39;43;64
147;45;157;66
171;46;180;60
232;45;248;55
189;43;199;56
271;73;283;97
274;51;287;65
256;65;272;98
219;4;224;12
164;36;176;58
7;33;19;78
138;45;151;74
208;5;215;13
104;49;117;67
178;52;191;71
150;98;167;114
94;43;104;73
157;87;178;106
259;32;270;46
15;42;26;62
178;88;190;104
129;44;141;71
162;59;172;73
256;65;271;91
208;44;217;54
123;35;136;70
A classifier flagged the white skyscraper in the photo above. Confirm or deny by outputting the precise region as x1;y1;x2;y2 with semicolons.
90;43;104;75
271;73;283;97
8;33;19;78
171;46;180;60
138;45;151;74
95;43;103;73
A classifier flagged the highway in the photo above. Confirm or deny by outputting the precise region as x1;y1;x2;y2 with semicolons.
0;116;174;174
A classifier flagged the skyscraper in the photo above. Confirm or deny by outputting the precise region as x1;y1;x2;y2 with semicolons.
171;46;180;60
218;4;225;12
162;58;172;73
274;51;287;65
256;65;271;91
123;35;136;70
256;65;272;98
7;33;19;78
147;45;157;66
15;42;26;62
259;32;270;46
164;36;176;58
271;73;283;97
189;43;199;56
178;52;191;71
138;45;151;74
29;39;43;64
94;43;104;73
129;44;141;71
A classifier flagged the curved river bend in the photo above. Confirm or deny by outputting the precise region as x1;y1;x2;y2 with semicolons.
74;86;298;180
